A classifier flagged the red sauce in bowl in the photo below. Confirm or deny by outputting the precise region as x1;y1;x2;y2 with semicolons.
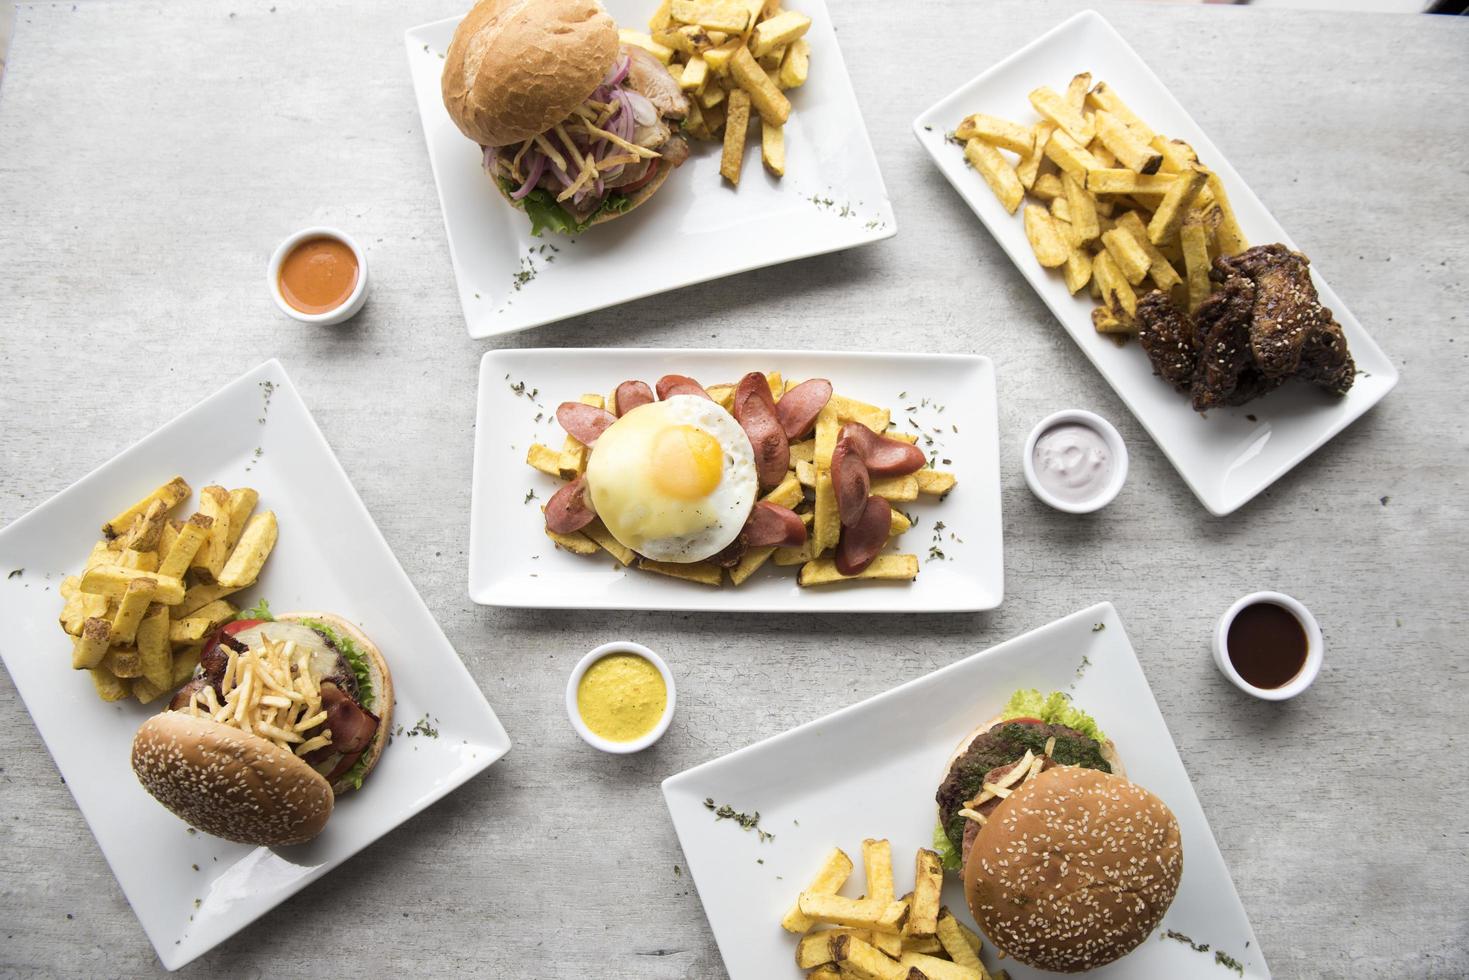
278;237;358;315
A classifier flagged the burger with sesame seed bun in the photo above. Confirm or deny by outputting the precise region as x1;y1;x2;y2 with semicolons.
933;689;1182;973
130;606;393;847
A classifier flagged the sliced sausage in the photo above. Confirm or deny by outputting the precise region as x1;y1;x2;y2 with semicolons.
840;422;926;476
655;375;712;401
711;535;747;569
732;372;790;489
835;495;891;576
830;438;871;528
743;502;807;548
613;380;654;416
556;402;617;445
775;378;832;440
544;475;596;534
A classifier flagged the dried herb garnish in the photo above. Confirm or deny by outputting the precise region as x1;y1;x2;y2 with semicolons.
703;798;774;842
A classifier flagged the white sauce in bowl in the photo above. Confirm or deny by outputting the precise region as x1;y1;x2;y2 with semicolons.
1032;423;1113;504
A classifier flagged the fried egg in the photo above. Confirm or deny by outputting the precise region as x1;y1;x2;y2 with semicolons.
585;396;758;563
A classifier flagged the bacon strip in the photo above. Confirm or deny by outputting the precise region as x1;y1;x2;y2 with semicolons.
744;502;807;548
733;372;790;489
613;380;654;416
655;374;712;401
775;378;832;440
836;495;891;576
320;681;379;755
544;475;597;534
556;402;617;445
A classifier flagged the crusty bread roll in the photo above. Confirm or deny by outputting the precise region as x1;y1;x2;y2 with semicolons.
442;0;618;148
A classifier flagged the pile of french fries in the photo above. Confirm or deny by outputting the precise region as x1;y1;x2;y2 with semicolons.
525;374;956;588
621;0;812;185
956;74;1249;334
784;841;1006;980
58;477;278;704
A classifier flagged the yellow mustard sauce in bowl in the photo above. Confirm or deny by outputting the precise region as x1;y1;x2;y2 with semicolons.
576;653;668;743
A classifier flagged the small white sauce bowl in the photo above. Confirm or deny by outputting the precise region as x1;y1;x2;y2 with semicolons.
565;641;676;754
267;226;369;326
1022;409;1129;514
1213;591;1324;701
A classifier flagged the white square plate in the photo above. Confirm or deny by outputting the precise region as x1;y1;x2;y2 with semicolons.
912;10;1396;516
469;348;1002;612
405;1;896;339
663;602;1269;979
0;360;511;971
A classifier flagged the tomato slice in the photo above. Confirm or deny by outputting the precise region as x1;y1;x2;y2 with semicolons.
617;161;661;195
199;619;263;663
1001;716;1045;726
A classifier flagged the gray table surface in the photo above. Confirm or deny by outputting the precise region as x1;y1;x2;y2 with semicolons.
2;0;1466;976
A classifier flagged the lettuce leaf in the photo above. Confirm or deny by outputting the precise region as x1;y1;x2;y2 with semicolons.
1000;689;1106;744
933;821;962;872
299;618;373;712
504;181;631;237
235;597;273;622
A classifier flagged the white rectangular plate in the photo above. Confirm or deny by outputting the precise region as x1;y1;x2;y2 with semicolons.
469;348;1002;612
913;10;1396;516
405;0;895;339
663;602;1269;979
0;361;511;970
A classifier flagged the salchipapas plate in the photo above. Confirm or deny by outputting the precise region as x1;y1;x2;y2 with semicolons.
662;602;1269;979
912;10;1396;516
404;0;895;339
469;348;1002;612
0;361;511;970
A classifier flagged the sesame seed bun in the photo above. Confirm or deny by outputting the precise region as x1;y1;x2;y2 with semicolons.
131;711;334;847
130;613;394;846
963;766;1183;973
441;0;618;149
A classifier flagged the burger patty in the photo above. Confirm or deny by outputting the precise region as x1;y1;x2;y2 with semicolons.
936;721;1111;852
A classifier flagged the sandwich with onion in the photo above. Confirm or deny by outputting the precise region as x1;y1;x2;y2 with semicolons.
131;604;393;847
441;0;690;235
935;690;1182;973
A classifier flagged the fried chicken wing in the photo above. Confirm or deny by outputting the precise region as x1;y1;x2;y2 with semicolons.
1137;290;1198;392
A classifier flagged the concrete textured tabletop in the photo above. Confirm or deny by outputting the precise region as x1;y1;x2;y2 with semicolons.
1;0;1466;976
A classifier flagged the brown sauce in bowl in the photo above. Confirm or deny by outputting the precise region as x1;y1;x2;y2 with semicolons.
1227;602;1308;689
278;237;358;315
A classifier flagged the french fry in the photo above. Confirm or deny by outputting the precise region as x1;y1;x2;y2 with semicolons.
897;952;983;980
59;579;109;636
901;931;944;954
1092;304;1133;335
559;394;604;478
79;564;185;605
1205;171;1249;256
797;930;860;969
905;849;943;939
1147;165;1209;245
1086;81;1156;144
1028;85;1093;144
174;581;241;617
109;576;156;645
702;36;744;74
1043;129;1102;181
582;520;636;566
103;645;143;679
762;122;786;178
936;909;987;976
1064;244;1093;295
915;470;957;496
671;0;751;33
217;510;278;588
1030;172;1063;202
638;558;722;585
619;28;674;64
751;9;810;57
1101;228;1151;285
680;53;709;90
120;499;167;553
807;966;841;980
799;555;918;586
137;604;172;689
118;547;158;572
862;839;902;958
782;847;854;932
101;477;189;539
964;139;1023;215
1065;71;1091;113
1061;174;1099;244
526;443;562;478
1084;169;1176;196
546;527;598;555
1181;210;1213;313
799;894;907;934
131;675;167;705
1093;251;1138;319
172;646;202;686
225;488;259;551
158;512;211;580
1151;135;1199;174
869;474;919;502
721;88;752;184
829;934;908;980
779;37;810;89
699;82;727;109
1015;121;1053;190
1022;204;1069;268
1095;110;1162;174
729;46;790;126
1115;210;1183;291
191;485;232;581
954;114;1032;156
90;667;130;702
72;617;112;669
